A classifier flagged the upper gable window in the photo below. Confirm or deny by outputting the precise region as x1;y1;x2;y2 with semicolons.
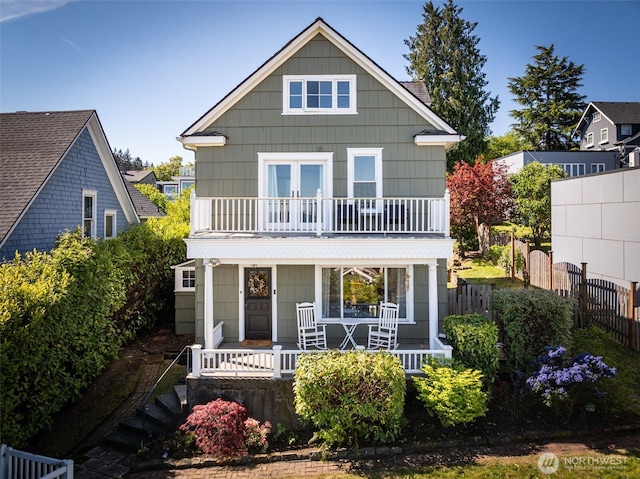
592;112;601;122
283;75;357;114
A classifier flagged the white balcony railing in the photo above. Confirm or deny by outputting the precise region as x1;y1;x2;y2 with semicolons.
190;190;450;236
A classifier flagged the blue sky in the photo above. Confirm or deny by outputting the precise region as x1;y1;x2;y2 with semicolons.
1;0;639;165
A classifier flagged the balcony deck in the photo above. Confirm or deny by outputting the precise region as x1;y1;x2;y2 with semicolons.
190;193;450;237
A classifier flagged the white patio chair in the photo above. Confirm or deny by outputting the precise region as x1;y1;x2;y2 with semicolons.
296;302;327;350
367;301;399;350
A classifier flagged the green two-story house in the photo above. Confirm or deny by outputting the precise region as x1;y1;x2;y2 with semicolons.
178;18;462;377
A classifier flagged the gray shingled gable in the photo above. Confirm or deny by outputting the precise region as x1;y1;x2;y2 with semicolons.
592;102;640;124
0;110;95;242
122;178;166;219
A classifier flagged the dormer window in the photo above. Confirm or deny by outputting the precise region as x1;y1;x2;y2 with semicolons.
283;75;357;114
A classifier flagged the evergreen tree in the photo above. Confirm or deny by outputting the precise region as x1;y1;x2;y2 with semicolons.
508;44;586;150
405;0;499;171
113;148;143;171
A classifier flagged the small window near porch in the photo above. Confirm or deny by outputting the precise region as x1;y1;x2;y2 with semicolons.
174;265;196;291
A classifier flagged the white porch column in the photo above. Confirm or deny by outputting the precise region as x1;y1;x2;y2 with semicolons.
428;263;438;349
204;259;215;349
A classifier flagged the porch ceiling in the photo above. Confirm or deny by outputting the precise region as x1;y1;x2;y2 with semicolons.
185;235;454;263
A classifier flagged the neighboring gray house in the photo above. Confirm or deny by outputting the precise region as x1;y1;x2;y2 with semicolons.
0;110;138;260
123;169;158;185
122;177;166;221
495;150;619;177
574;102;640;164
551;166;640;288
176;17;462;364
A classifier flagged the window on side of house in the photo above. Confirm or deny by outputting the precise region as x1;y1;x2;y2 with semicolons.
621;124;632;136
82;189;97;238
562;164;586;177
593;112;601;122
318;265;411;321
175;267;196;291
586;132;594;147
347;148;382;212
283;75;356;114
104;209;117;239
591;163;606;174
600;128;608;144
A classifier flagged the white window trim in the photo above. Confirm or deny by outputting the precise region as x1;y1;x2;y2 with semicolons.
600;128;609;144
82;189;97;239
562;163;586;177
175;266;196;292
314;264;414;323
347;148;383;213
104;209;117;239
586;132;594;147
591;163;606;174
282;74;357;115
593;112;601;122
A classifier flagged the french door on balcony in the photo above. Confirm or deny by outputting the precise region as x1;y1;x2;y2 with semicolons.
260;153;332;230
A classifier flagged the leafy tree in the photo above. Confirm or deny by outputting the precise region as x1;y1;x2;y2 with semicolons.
154;155;189;181
405;0;499;171
447;160;513;254
135;183;168;213
113;148;146;171
508;44;586;150
510;161;566;247
481;130;534;162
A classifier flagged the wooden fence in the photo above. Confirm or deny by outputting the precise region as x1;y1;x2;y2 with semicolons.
449;234;639;351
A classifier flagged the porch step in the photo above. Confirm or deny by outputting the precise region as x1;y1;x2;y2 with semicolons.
155;391;183;417
118;416;163;436
138;403;176;429
104;429;152;453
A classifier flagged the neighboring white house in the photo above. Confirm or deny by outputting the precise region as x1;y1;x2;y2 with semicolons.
551;166;640;287
495;150;619;177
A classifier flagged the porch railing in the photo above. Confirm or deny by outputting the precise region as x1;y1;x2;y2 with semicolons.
190;340;452;378
191;191;450;236
1;444;73;479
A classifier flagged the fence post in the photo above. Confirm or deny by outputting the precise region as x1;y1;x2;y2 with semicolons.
579;263;588;327
548;251;554;291
629;281;637;351
510;230;515;279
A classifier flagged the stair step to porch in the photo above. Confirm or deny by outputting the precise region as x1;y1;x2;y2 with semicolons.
138;403;176;429
155;392;182;417
104;429;151;453
174;385;187;412
119;416;163;436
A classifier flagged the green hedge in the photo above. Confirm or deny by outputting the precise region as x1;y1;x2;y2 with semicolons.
293;350;406;448
0;224;186;447
490;289;573;374
443;314;499;387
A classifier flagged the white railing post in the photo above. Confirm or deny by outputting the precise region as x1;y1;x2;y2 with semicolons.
191;344;202;378
316;189;323;237
273;345;282;378
444;188;451;237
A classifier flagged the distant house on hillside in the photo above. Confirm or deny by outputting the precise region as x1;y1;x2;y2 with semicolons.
495;150;619;177
574;102;640;165
122;169;158;185
157;166;195;200
0;110;138;260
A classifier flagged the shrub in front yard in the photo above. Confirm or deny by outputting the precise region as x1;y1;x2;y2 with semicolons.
490;289;573;374
525;345;616;420
413;358;488;427
179;399;271;459
293;350;406;448
443;314;499;388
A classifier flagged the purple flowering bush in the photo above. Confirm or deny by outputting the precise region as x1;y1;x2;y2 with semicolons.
525;346;617;419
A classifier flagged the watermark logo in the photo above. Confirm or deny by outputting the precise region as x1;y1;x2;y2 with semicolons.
538;452;560;474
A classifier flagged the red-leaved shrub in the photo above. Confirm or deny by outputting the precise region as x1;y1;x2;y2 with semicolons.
179;399;248;458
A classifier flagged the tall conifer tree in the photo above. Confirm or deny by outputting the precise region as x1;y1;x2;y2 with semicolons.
405;0;499;171
508;44;586;150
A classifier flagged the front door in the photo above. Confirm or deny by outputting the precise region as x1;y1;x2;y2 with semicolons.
244;267;272;340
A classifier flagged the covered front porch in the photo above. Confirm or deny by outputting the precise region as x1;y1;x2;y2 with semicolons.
190;328;452;378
